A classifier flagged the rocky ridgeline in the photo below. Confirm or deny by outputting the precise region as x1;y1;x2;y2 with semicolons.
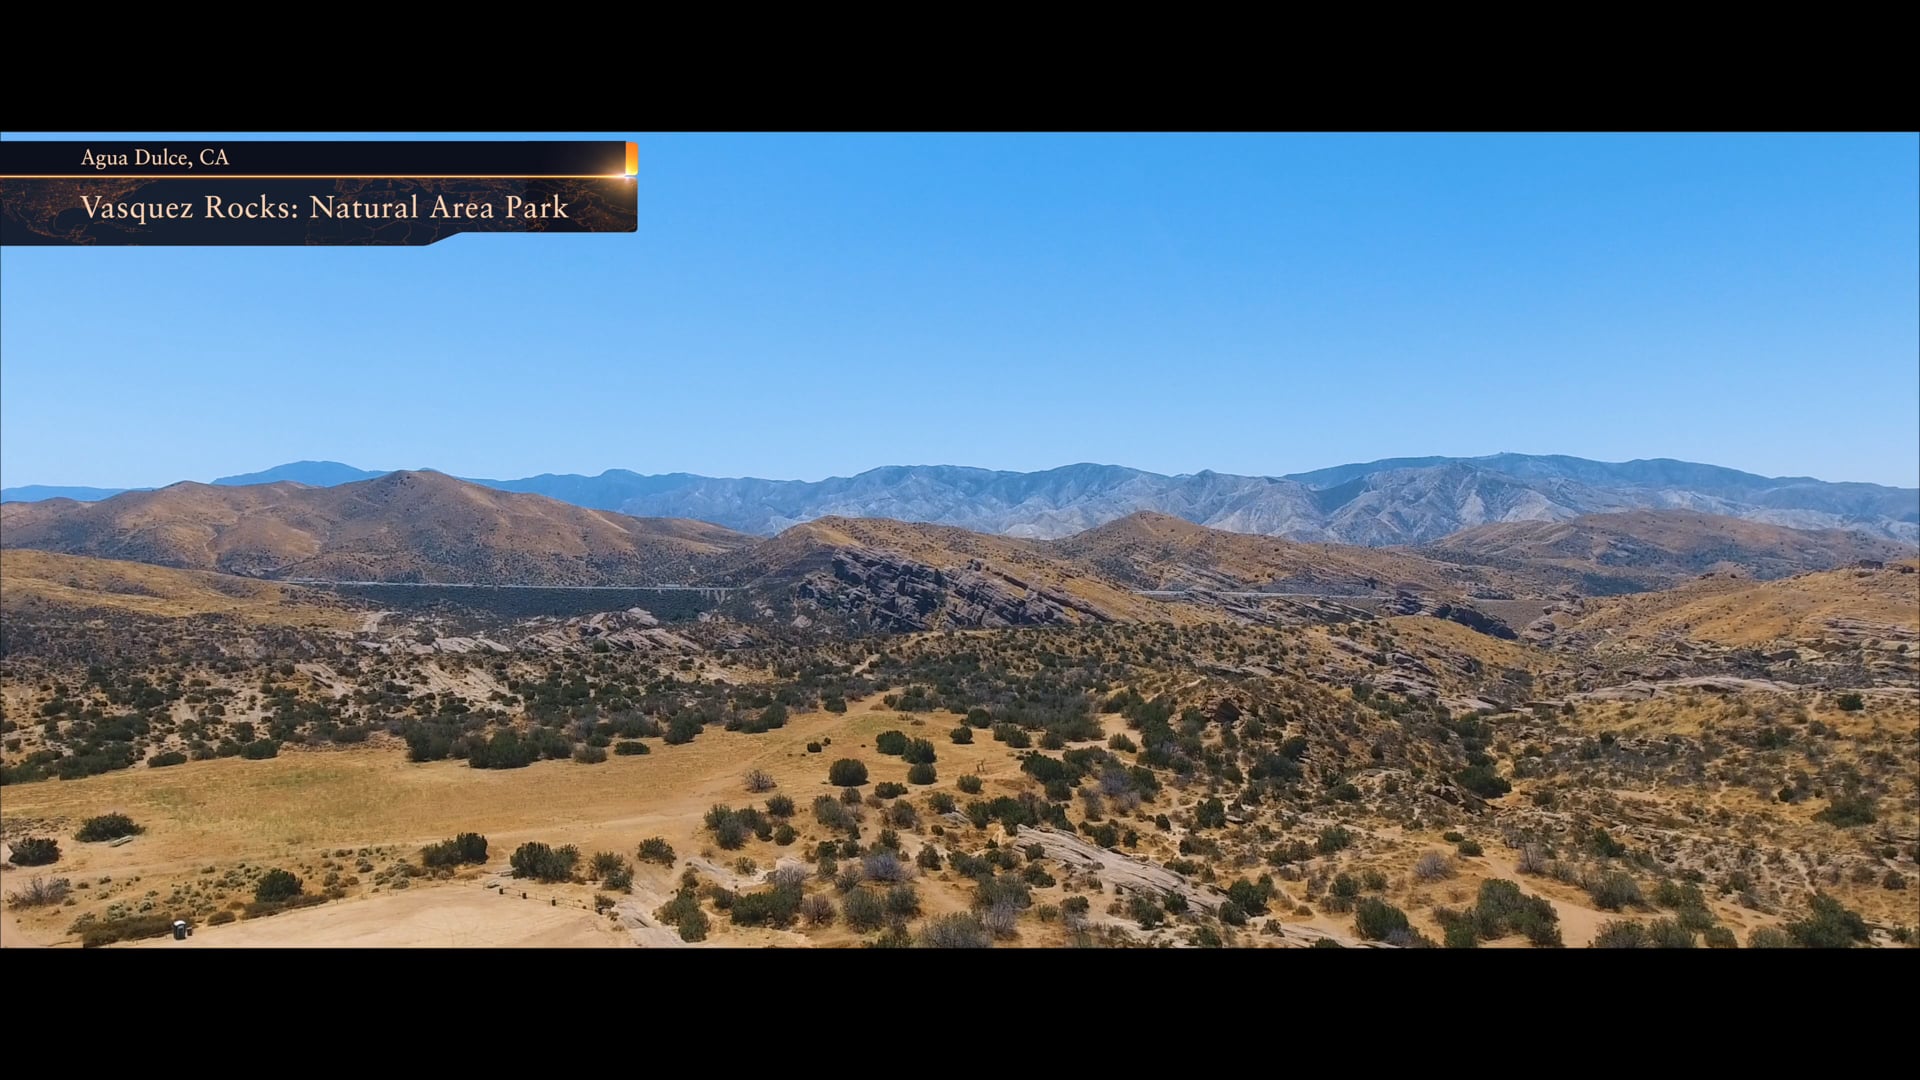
1386;592;1519;640
791;547;1112;631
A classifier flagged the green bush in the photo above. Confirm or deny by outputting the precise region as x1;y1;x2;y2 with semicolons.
828;758;869;787
1702;926;1738;949
1586;871;1643;912
75;814;143;843
1786;893;1869;948
917;912;992;947
907;762;937;785
902;739;937;765
1746;926;1794;949
254;868;303;903
1835;692;1864;712
509;842;580;882
613;740;650;755
1353;898;1411;941
1590;920;1650;948
1814;793;1877;828
875;730;909;755
1646;918;1695;948
957;774;983;795
1315;825;1353;855
422;832;489;868
843;887;887;932
765;794;796;818
1454;764;1510;799
148;751;188;768
8;837;60;866
637;837;676;866
950;727;973;744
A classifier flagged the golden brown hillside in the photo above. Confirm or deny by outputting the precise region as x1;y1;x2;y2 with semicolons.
0;549;358;629
1421;509;1913;592
1563;560;1920;649
1053;511;1515;595
0;471;755;585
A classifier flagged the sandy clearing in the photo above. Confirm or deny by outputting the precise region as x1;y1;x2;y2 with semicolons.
126;882;626;948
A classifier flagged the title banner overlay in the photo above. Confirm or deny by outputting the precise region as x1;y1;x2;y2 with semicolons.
0;141;638;246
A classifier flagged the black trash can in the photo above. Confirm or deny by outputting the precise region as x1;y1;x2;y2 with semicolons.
172;921;188;940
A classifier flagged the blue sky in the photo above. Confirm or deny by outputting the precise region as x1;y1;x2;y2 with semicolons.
3;132;1915;489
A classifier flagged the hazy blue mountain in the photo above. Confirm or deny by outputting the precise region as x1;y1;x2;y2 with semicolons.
0;484;138;503
8;454;1916;545
212;461;389;487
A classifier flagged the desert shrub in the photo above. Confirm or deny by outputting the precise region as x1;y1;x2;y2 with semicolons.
254;868;303;903
773;823;798;846
705;804;771;850
806;741;822;753
1454;764;1510;799
1455;838;1484;857
1590;920;1650;948
637;837;676;866
573;744;608;764
1585;870;1643;911
1414;851;1453;881
1814;793;1877;828
1109;733;1137;752
613;740;651;756
148;751;188;768
1516;843;1549;875
240;739;280;760
957;774;984;795
1316;825;1353;855
813;795;859;832
802;894;836;926
1128;893;1165;929
604;864;634;891
873;781;908;799
1470;879;1561;946
765;794;796;818
1835;692;1864;712
902;739;937;765
862;850;912;883
843;887;888;931
744;768;777;792
1353;897;1411;941
77;913;182;948
656;885;710;942
1646;917;1695;948
509;842;580;882
885;882;921;917
75;814;143;842
907;762;937;785
992;724;1032;748
828;758;869;787
589;851;628;879
422;832;489;868
6;875;70;907
1702;926;1738;949
1445;922;1479;948
207;910;236;926
950;727;973;744
917;845;943;870
8;837;60;866
875;730;909;755
918;912;993;948
730;878;805;928
1746;926;1794;949
1786;893;1870;948
1584;828;1627;858
1227;877;1272;915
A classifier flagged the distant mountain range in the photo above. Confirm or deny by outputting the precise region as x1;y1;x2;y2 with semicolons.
5;453;1915;546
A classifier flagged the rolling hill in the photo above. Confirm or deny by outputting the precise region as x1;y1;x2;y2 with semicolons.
1051;511;1512;595
0;549;360;629
1418;510;1914;594
0;471;756;586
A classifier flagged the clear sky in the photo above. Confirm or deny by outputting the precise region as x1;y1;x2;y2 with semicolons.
2;132;1915;489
